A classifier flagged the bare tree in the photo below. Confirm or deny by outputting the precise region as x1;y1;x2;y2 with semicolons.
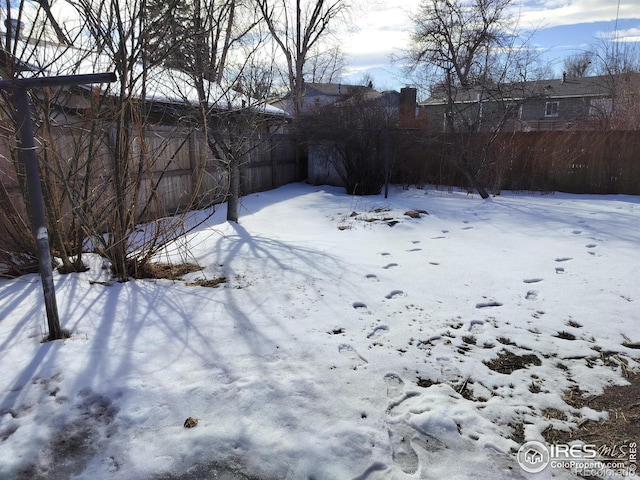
304;44;345;83
591;37;640;77
0;0;282;283
157;0;275;223
0;0;90;275
573;38;640;130
255;0;348;117
407;0;523;198
303;89;398;195
563;51;594;78
59;0;248;275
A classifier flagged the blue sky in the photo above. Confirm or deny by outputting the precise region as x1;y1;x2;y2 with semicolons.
340;0;640;92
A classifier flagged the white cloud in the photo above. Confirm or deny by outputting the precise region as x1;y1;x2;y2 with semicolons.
342;0;640;86
596;26;640;43
517;0;639;29
342;2;416;57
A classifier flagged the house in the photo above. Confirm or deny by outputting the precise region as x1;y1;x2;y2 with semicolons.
268;82;375;116
420;73;640;132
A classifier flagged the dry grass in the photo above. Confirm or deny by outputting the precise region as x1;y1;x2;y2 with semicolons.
186;277;227;288
145;262;203;280
545;371;640;444
483;350;542;374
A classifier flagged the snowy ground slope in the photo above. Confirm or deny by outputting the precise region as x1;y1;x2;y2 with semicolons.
0;183;639;480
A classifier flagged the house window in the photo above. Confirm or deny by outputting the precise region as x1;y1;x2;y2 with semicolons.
506;103;521;119
589;98;612;116
545;101;559;117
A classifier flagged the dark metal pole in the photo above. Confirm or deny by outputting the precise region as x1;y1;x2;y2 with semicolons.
384;128;390;199
0;72;117;90
12;87;63;340
0;72;116;341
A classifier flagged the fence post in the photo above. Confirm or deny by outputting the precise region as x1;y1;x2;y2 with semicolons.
0;72;116;341
12;87;63;340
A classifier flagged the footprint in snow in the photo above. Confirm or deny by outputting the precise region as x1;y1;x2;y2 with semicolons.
406;248;422;252
367;325;389;339
382;263;398;269
352;302;369;313
555;267;565;274
411;240;421;244
555;257;573;262
383;374;444;474
523;278;543;284
585;244;597;248
385;290;405;299
572;230;583;234
388;424;420;475
365;274;379;281
525;290;538;300
476;301;503;308
384;373;404;399
461;226;474;230
338;344;368;368
468;319;485;332
380;252;392;257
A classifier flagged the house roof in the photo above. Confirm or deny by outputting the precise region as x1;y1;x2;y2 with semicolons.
420;73;640;106
0;38;287;117
332;89;400;106
304;82;373;97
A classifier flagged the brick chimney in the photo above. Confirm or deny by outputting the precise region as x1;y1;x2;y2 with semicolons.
400;87;417;128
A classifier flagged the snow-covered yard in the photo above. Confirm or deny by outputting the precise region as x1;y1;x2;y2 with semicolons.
1;183;639;479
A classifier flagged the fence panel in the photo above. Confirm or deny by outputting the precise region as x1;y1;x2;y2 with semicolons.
0;123;298;257
396;130;640;195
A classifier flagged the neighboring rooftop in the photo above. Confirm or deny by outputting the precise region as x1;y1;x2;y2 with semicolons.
420;73;640;105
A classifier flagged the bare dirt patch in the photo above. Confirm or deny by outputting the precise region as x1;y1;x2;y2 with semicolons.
544;371;640;448
186;277;227;288
144;262;203;280
483;350;541;374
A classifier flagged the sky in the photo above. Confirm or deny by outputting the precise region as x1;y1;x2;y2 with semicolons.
9;0;640;98
340;0;640;92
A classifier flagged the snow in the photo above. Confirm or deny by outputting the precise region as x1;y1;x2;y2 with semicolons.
1;183;639;479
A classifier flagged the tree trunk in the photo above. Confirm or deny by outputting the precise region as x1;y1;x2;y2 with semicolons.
226;157;240;222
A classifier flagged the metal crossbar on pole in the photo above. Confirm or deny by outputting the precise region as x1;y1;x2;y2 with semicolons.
0;72;116;341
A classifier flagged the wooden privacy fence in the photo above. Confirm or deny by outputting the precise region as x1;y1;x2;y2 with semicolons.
0;122;298;257
395;130;640;195
129;126;299;217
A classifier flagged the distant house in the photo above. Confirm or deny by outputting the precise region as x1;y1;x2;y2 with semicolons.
420;73;640;132
268;82;376;117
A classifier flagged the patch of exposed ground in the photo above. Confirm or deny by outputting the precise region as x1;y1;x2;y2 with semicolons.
545;371;640;446
186;277;227;288
146;262;203;280
483;349;542;374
